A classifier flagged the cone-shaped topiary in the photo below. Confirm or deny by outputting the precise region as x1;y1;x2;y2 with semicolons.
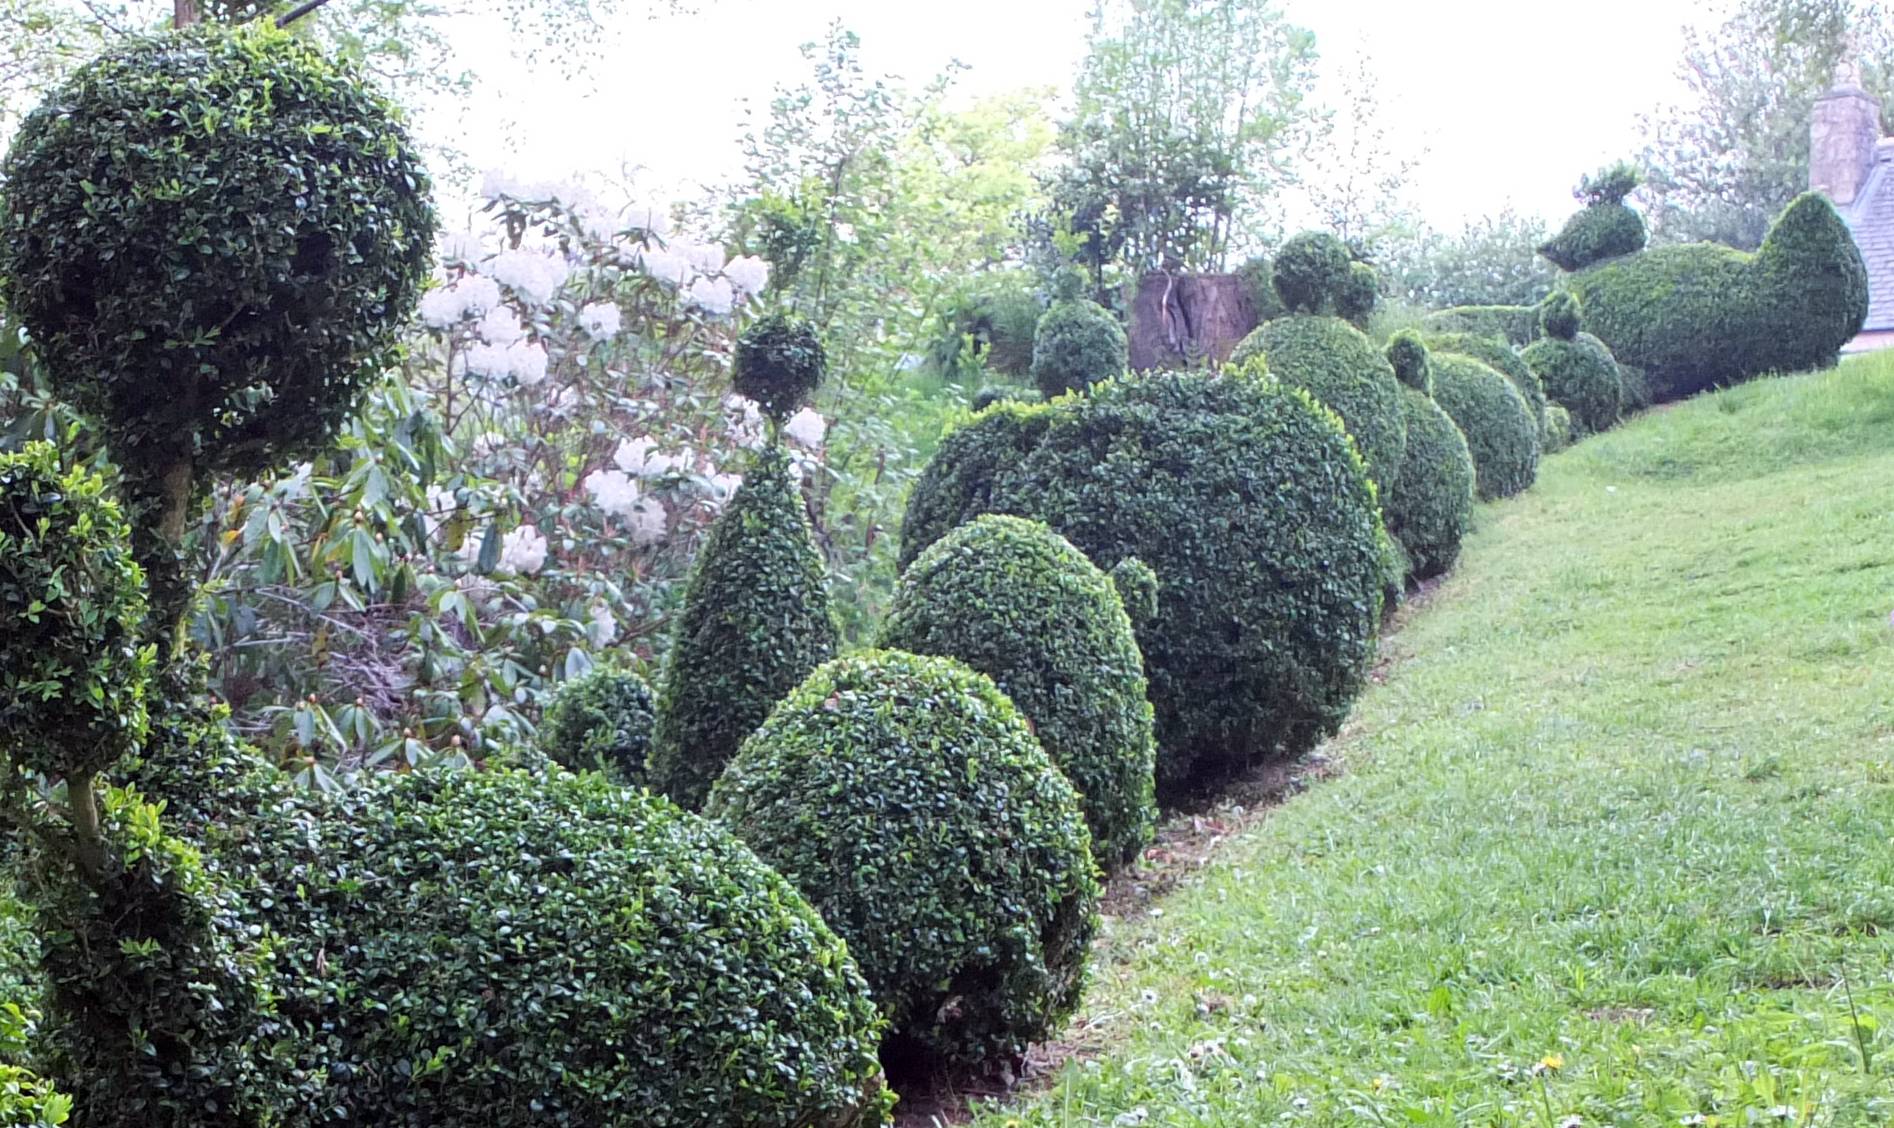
1385;389;1476;582
649;446;838;810
1386;330;1432;394
1522;333;1622;436
708;651;1099;1067
1231;314;1406;494
1271;231;1353;313
537;661;657;785
898;401;1052;570
1030;299;1128;399
881;515;1157;870
1431;353;1539;500
734;313;827;423
898;367;1385;788
1425;331;1549;434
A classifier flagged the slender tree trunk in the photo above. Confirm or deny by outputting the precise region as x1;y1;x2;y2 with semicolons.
174;0;199;27
67;772;106;880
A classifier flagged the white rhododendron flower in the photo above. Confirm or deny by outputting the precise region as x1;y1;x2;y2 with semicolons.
498;525;548;575
613;436;686;478
724;395;767;450
490;249;568;306
578;302;623;341
439;230;484;263
688;275;735;317
725;254;770;295
476;306;524;347
681;242;726;274
784;408;827;449
419;286;465;330
588;602;620;646
454;275;502;316
626;201;672;238
506;341;550;387
625;496;668;546
464;342;512;379
638;248;692;287
705;472;743;509
583;468;642;516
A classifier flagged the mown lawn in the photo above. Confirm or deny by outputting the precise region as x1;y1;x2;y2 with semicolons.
972;354;1894;1127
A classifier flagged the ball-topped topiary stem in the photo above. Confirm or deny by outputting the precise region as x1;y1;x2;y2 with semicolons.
733;312;828;425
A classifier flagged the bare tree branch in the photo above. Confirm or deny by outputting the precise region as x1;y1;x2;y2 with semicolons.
276;0;334;27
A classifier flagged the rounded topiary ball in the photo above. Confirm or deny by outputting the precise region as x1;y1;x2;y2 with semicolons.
1030;299;1128;399
733;313;827;424
1335;260;1380;324
1385;389;1475;582
1430;353;1540;500
1231;315;1406;494
881;515;1157;870
1543;403;1576;452
1522;332;1622;435
1539;290;1581;340
1424;331;1548;431
0;443;152;780
537;662;657;785
708;651;1099;1067
1386;330;1432;393
1271;231;1353;313
0;26;436;484
898;400;1051;570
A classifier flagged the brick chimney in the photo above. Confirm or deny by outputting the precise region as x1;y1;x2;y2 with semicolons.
1810;60;1882;207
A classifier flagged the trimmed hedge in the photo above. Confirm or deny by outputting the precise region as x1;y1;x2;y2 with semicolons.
1031;299;1127;399
1617;361;1653;413
881;515;1157;869
1419;305;1540;347
649;446;838;810
1335;260;1380;325
1543;404;1576;452
1567;193;1869;399
898;401;1051;571
1538;203;1647;271
537;661;656;784
1230;315;1406;493
1234;254;1287;323
708;651;1099;1067
1523;335;1622;435
898;367;1385;787
734;314;827;423
1424;330;1548;431
1431;353;1539;500
1271;231;1353;314
1386;387;1475;582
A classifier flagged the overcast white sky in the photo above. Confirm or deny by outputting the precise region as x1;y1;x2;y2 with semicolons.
435;0;1709;233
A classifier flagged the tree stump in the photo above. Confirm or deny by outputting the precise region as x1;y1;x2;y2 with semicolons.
1128;272;1259;371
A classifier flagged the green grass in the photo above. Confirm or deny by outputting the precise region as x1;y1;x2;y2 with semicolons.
972;353;1894;1127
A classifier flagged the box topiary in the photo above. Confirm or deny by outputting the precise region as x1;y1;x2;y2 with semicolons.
708;651;1099;1067
537;661;657;785
1419;305;1541;347
1543;403;1576;452
649;445;838;811
897;401;1052;571
1430;353;1540;500
898;367;1385;788
1270;231;1354;314
1539;162;1648;271
1030;299;1128;399
1566;193;1869;399
1231;313;1406;494
1385;387;1476;582
881;515;1157;869
1423;330;1548;430
734;313;827;423
1522;294;1622;435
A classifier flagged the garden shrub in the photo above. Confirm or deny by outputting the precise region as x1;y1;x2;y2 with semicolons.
1386;387;1475;582
897;401;1052;570
1543;403;1575;452
1424;330;1549;432
1231;313;1406;493
649;445;838;810
899;368;1385;787
707;651;1099;1067
734;313;827;423
929;269;1042;380
1567;193;1870;399
1386;330;1432;394
1234;253;1287;323
1522;296;1622;435
0;1004;68;1126
1430;353;1540;500
1616;361;1653;413
1538;161;1647;271
1419;305;1540;347
881;515;1157;869
1270;231;1353;314
1335;260;1380;326
1031;299;1128;399
971;384;1035;411
537;661;656;785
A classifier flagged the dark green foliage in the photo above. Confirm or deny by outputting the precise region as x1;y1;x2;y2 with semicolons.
1335;260;1379;325
649;446;838;810
1385;388;1474;582
708;651;1099;1067
1543;404;1575;452
1617;361;1654;413
1386;330;1432;393
1234;253;1287;323
1579;160;1642;206
1522;334;1622;435
1568;193;1870;399
1230;315;1406;493
1419;305;1540;347
881;515;1157;869
734;314;828;423
1538;204;1647;271
1424;331;1549;430
1031;299;1128;399
929;270;1042;380
537;662;656;784
0;26;435;489
971;384;1035;411
214;762;890;1126
1108;557;1159;627
0;445;152;780
1539;290;1582;340
1271;231;1353;313
0;1004;66;1125
898;369;1385;787
897;402;1052;571
1430;353;1540;500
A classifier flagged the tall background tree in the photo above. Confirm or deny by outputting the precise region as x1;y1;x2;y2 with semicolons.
1638;0;1894;249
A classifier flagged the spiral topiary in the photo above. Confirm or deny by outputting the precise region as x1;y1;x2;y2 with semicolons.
1230;313;1406;494
881;515;1157;869
1430;353;1540;500
733;313;827;423
1385;388;1476;582
898;401;1051;571
537;661;656;785
648;445;838;810
1271;231;1353;314
1030;299;1128;399
898;367;1385;788
707;651;1099;1067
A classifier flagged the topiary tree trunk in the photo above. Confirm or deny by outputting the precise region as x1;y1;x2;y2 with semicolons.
1127;272;1258;371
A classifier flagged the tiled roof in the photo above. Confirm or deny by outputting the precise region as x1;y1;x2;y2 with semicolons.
1843;151;1894;332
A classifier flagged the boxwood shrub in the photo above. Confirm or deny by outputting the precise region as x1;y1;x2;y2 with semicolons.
1430;353;1539;500
537;661;656;785
1386;387;1475;582
734;313;827;423
1523;330;1622;436
1031;299;1127;399
881;515;1157;869
897;401;1051;570
1424;330;1548;430
1538;203;1646;271
898;367;1385;787
1543;404;1576;452
649;445;838;810
708;651;1099;1067
1419;305;1540;347
1230;315;1406;493
1270;231;1354;314
1567;193;1869;399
